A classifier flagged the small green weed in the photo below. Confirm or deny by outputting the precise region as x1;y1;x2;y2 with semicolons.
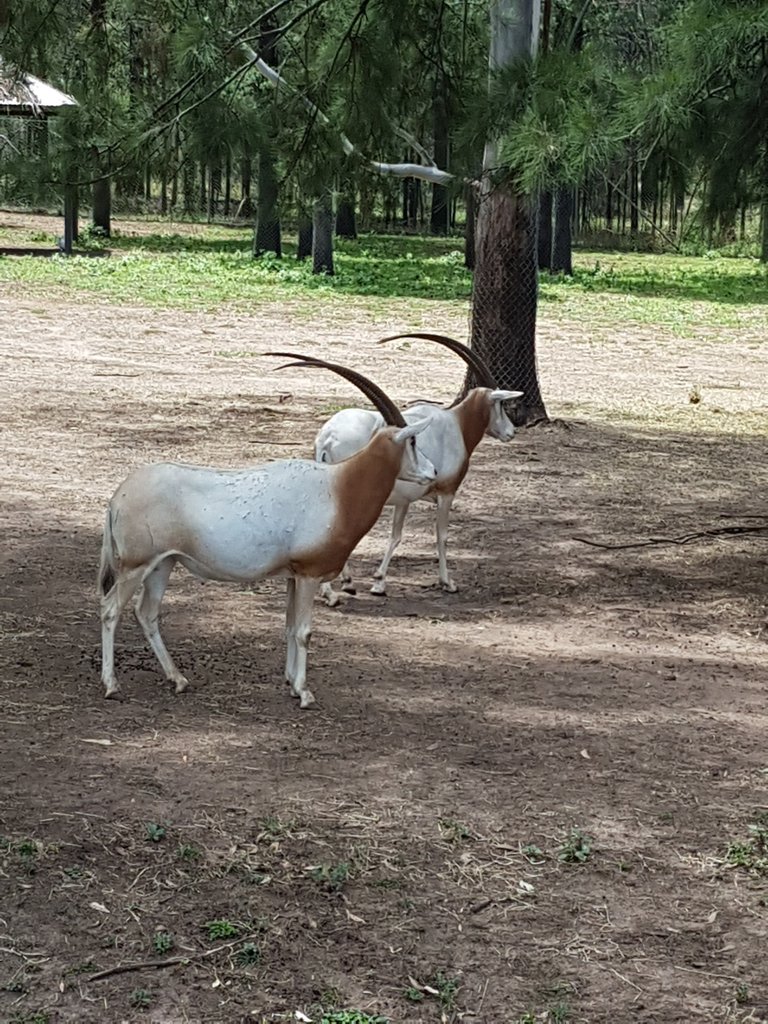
3;974;28;993
549;1003;571;1022
404;986;424;1002
145;822;167;843
64;961;95;976
416;971;460;1009
318;1013;389;1024
177;842;202;861
129;987;152;1008
726;813;768;874
522;843;546;862
204;919;240;940
735;982;750;1004
234;941;262;966
259;814;296;839
9;1012;50;1024
152;932;174;954
438;818;472;843
310;862;351;891
558;829;593;864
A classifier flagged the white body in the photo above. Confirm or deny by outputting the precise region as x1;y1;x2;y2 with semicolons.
99;424;435;708
315;387;521;601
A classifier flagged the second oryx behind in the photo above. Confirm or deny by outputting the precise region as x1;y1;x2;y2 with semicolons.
314;334;522;603
98;355;436;709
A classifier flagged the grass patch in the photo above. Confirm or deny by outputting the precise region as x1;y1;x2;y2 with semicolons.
1;221;765;340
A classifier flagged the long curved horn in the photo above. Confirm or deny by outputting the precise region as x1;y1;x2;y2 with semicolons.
263;351;406;427
378;333;496;389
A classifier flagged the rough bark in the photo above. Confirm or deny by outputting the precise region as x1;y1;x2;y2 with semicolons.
430;76;449;236
335;193;357;238
254;148;282;255
464;183;476;270
240;156;253;219
469;0;546;426
552;187;573;274
297;211;313;260
537;190;552;270
312;195;334;275
470;184;545;425
92;172;111;236
761;140;768;264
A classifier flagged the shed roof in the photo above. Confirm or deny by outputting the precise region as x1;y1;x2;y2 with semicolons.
0;60;77;116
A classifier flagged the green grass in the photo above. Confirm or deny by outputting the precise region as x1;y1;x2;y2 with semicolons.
1;221;765;338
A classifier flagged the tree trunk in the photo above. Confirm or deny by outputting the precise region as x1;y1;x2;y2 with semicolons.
629;154;639;235
297;210;313;260
470;184;545;424
183;161;195;215
537;190;552;270
92;172;111;236
430;75;449;236
312;195;334;275
240;156;253;218
469;0;546;425
761;140;768;264
336;191;357;238
224;153;231;217
464;183;476;270
552;187;573;275
200;162;207;213
254;146;282;256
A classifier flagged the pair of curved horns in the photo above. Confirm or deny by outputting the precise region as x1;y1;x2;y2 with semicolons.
264;351;406;427
378;333;497;389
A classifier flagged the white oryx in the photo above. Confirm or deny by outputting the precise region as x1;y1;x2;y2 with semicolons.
98;356;436;708
315;334;522;602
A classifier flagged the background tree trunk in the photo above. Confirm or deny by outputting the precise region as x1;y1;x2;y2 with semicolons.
254;16;282;255
552;187;573;274
312;194;334;275
92;169;111;236
464;183;476;270
537;190;552;270
297;210;313;260
335;188;357;238
430;74;449;236
469;0;546;425
471;185;544;422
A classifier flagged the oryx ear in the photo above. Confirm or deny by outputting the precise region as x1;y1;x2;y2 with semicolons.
394;419;429;444
490;389;524;402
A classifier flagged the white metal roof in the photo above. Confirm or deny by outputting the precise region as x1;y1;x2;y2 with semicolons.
0;60;77;115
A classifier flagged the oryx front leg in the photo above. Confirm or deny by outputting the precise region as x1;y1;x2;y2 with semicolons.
285;577;320;708
435;493;458;592
133;556;189;694
101;568;144;698
371;504;408;596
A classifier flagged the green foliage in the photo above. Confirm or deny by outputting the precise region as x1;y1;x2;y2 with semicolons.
129;987;152;1009
557;829;593;864
178;842;202;861
152;932;174;954
317;1013;389;1024
144;822;168;843
726;813;768;874
310;862;351;891
204;919;240;940
233;941;262;966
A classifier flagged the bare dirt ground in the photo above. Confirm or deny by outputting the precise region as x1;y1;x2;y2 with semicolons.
1;230;767;1024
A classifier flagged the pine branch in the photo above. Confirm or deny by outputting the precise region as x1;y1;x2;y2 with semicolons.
240;43;454;185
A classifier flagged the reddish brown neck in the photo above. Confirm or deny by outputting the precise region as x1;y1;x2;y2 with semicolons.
333;431;402;545
454;390;490;456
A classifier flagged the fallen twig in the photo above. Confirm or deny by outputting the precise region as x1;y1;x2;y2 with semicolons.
574;524;768;551
87;933;260;982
